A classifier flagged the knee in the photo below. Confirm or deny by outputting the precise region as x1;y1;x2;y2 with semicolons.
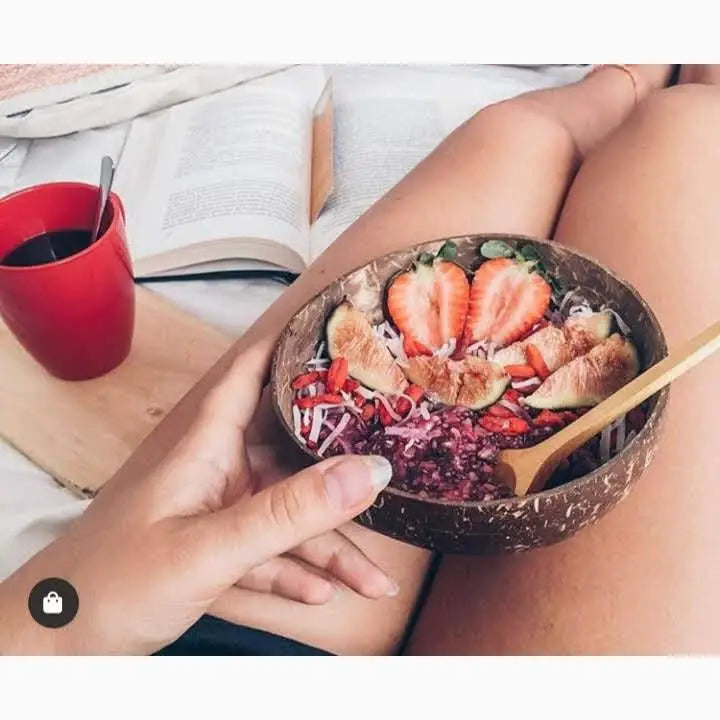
466;96;581;163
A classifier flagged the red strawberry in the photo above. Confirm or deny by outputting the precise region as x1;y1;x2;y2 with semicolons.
387;260;469;357
464;258;551;348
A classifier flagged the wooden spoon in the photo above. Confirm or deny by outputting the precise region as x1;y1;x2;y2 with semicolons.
494;319;720;497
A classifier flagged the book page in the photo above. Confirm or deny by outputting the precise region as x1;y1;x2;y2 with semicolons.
114;65;327;274
309;64;584;258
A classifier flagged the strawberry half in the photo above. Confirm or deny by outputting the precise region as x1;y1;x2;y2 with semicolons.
464;258;551;348
387;259;470;357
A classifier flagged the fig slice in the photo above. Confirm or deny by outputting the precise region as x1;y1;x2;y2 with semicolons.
456;356;510;409
524;333;640;410
493;311;613;373
405;355;508;409
405;356;462;405
570;311;612;340
326;301;407;395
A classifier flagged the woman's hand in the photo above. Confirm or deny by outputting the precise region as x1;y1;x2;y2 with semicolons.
0;351;397;655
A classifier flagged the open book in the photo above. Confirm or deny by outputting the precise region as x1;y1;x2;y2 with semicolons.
114;65;334;279
5;65;586;281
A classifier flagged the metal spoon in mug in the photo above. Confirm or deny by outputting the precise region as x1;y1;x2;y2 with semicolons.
89;155;116;245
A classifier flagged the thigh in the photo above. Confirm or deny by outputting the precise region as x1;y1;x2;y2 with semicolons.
119;68;659;655
407;84;720;655
210;99;581;656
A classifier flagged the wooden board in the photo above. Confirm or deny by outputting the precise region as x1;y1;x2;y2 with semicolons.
0;287;234;497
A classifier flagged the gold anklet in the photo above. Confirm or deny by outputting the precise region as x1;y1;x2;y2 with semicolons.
588;64;639;105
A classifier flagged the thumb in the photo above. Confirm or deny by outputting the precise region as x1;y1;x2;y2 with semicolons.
202;454;393;582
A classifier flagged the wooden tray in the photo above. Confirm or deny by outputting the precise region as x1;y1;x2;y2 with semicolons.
0;287;234;497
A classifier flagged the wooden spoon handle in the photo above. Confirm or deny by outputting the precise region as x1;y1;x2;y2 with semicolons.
538;319;720;462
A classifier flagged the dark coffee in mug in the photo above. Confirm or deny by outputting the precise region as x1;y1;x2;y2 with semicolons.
1;228;93;267
0;182;134;381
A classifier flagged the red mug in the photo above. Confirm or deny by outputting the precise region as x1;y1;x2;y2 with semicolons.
0;182;135;380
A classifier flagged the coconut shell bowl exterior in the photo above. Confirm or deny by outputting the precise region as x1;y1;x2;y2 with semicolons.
270;234;669;554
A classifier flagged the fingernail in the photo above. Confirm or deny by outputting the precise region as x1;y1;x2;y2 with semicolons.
385;578;400;598
324;456;392;510
363;456;393;490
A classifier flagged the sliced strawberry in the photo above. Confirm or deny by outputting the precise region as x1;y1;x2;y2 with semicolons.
464;258;551;348
387;260;469;357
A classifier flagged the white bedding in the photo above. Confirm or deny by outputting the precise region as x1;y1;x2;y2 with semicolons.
0;64;585;580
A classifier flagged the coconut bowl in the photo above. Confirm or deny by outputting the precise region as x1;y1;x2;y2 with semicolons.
270;234;669;554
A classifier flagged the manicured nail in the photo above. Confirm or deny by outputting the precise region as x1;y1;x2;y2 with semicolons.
363;456;393;490
385;578;400;598
324;456;392;510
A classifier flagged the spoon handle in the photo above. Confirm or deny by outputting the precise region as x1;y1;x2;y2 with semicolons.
90;156;115;244
538;319;720;462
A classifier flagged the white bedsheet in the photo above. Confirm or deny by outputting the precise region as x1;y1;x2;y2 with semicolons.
0;64;585;580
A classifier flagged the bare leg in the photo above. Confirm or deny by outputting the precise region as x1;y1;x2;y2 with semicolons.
407;82;720;655
110;66;671;655
678;65;720;83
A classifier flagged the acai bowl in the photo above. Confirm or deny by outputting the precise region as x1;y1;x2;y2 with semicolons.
271;235;668;553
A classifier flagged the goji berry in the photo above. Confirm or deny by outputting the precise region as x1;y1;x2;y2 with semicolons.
488;404;515;418
327;357;349;392
525;343;550;380
533;409;566;428
343;378;359;392
378;403;394;426
291;371;320;390
505;364;537;380
501;417;530;434
479;415;505;433
295;393;343;410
